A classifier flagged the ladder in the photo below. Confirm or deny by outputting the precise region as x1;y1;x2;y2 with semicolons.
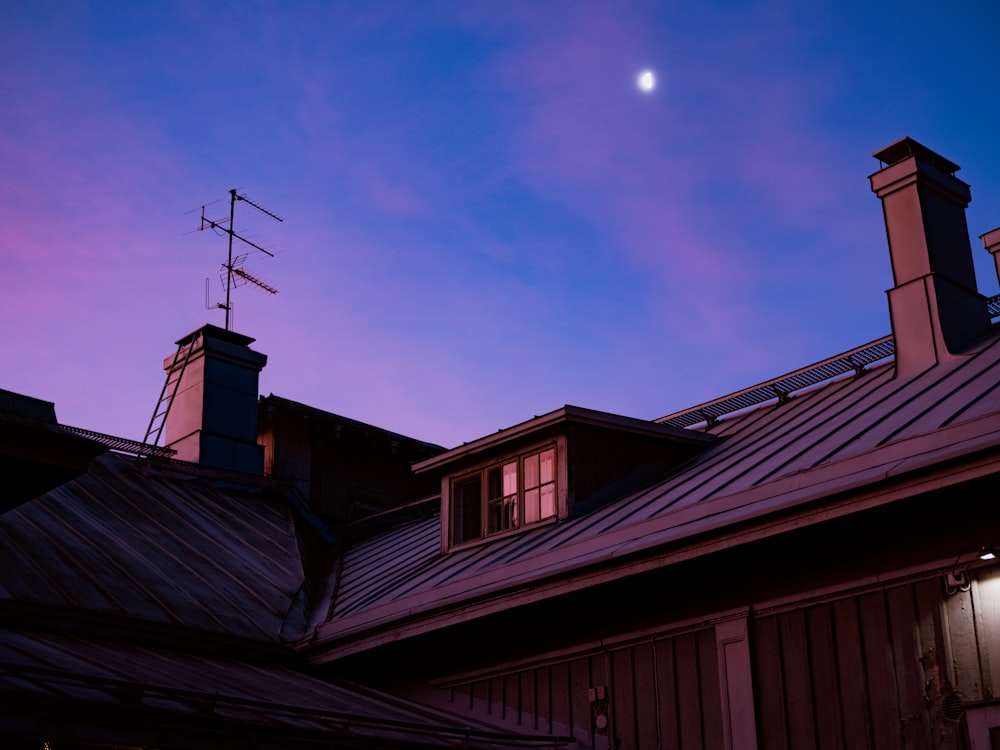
142;339;196;449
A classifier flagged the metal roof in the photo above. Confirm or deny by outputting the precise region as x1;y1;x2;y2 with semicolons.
60;423;176;457
311;326;1000;658
0;453;306;642
0;629;572;748
0;443;573;746
660;293;998;428
657;335;896;428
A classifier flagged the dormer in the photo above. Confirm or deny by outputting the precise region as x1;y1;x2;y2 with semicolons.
413;405;717;552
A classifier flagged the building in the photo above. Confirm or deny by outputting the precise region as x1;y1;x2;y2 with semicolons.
2;137;1000;749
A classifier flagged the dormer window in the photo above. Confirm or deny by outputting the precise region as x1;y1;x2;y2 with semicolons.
412;405;717;553
452;446;556;545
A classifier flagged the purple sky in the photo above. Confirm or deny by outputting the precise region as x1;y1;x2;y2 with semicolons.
3;1;1000;449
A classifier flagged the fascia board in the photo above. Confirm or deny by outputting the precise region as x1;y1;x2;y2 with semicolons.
413;404;714;474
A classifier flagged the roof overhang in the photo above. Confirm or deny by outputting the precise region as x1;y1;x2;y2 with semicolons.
413;404;716;475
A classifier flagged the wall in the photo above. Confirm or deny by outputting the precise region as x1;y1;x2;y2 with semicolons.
414;568;997;750
259;395;444;525
441;626;725;750
751;577;988;750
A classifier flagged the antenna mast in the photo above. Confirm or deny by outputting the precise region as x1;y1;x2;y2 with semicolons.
198;188;282;331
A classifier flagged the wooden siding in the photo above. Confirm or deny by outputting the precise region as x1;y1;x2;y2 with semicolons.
409;564;1000;749
259;395;443;523
442;628;724;750
750;578;988;750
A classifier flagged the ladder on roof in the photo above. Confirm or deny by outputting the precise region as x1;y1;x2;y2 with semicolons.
142;339;196;449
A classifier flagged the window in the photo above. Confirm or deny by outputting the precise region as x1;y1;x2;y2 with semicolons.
452;446;556;545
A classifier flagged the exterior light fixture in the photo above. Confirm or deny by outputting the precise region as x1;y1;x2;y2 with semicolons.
979;545;997;561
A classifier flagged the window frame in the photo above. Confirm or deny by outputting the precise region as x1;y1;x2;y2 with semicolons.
450;443;558;546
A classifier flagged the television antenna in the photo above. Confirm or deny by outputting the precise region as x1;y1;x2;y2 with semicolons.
198;188;282;331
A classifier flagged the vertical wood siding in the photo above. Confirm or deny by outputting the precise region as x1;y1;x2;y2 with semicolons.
751;579;984;750
438;572;998;749
447;627;723;749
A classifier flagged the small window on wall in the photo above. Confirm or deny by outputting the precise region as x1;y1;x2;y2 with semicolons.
452;446;556;545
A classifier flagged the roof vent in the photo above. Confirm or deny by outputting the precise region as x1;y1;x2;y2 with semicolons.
869;137;991;378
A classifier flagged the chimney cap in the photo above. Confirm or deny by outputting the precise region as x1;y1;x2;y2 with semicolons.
980;227;1000;254
873;136;960;175
174;324;256;349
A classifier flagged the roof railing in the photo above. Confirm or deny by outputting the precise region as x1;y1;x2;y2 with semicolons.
660;292;1000;430
59;424;176;458
656;336;895;429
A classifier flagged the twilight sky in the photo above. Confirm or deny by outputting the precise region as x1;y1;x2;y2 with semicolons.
2;1;1000;449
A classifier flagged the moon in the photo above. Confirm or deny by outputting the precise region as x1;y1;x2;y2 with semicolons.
637;70;656;92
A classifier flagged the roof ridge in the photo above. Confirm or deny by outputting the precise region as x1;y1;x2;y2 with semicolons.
656;335;896;428
659;293;1000;430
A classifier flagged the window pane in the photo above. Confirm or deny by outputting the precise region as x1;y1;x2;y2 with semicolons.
525;488;540;523
540;484;555;518
539;449;555;484
488;494;517;533
503;461;518;496
453;476;481;543
487;462;518;534
487;466;501;500
488;463;518;499
524;453;539;489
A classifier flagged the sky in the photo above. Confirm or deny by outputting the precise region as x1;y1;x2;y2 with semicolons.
2;1;1000;450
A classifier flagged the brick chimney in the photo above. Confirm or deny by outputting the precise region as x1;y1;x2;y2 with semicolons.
162;325;267;474
869;137;991;378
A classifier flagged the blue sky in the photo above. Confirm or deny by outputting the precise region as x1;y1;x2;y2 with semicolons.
2;1;999;448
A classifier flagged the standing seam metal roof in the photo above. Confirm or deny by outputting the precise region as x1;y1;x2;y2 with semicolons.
0;453;306;642
317;329;1000;642
0;630;572;747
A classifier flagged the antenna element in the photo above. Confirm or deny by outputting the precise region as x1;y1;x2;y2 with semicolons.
197;188;282;330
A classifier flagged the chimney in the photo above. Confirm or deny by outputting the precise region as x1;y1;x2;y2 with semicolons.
981;227;1000;288
869;137;991;378
162;324;267;474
